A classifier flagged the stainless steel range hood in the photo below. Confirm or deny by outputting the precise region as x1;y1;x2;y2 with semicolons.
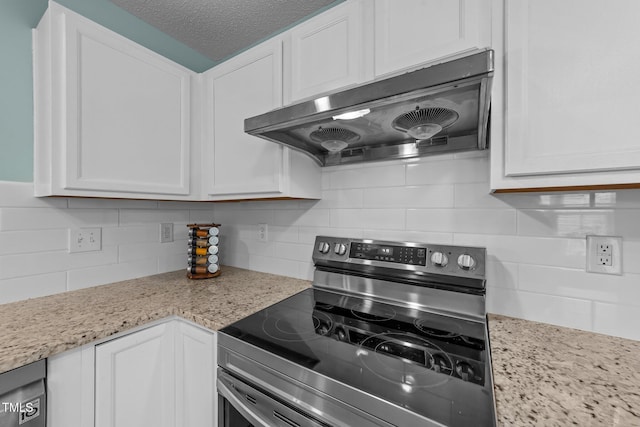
245;49;494;166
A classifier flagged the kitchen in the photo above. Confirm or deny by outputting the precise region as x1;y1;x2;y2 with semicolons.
1;0;640;426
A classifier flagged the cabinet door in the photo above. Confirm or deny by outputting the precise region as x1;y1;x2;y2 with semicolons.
286;0;373;102
47;345;95;427
61;7;191;195
374;0;491;77
503;0;640;178
207;41;284;196
175;322;217;427
95;323;175;427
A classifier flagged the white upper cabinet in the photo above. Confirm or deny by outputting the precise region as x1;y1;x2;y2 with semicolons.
203;40;321;200
34;3;196;199
491;0;640;191
284;0;373;103
374;0;491;77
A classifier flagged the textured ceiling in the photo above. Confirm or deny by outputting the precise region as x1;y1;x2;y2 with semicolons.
109;0;340;63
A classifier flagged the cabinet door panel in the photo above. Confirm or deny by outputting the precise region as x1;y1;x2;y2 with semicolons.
64;15;190;195
95;323;175;427
374;0;490;77
209;43;283;195
288;1;371;101
175;322;217;426
504;0;640;177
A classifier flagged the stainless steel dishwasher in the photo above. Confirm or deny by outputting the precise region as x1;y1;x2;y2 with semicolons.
0;360;46;426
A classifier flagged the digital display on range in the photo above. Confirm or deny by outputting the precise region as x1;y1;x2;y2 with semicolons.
349;243;427;266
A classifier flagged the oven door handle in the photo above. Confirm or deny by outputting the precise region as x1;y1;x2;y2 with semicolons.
217;378;273;427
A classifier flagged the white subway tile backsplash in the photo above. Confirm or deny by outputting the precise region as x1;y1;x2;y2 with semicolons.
406;157;489;185
518;264;640;306
101;225;159;246
593;302;640;341
517;209;614;238
0;246;118;280
361;229;453;245
157;253;186;274
298;226;364;244
315;189;364;209
0;208;119;231
485;261;519;290
276;242;314;262
331;208;405;230
0;272;67;304
0;229;68;255
407;209;516;235
118;240;185;263
623;240;640;274
363;185;454;208
453;234;586;269
67;258;158;291
119;209;189;225
273;209;330;227
249;255;300;277
487;288;593;331
328;164;405;189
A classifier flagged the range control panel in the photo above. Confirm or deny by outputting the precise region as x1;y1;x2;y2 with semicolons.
350;242;427;266
313;236;486;279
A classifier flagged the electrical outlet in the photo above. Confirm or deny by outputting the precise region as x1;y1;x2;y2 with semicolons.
587;235;622;275
69;228;102;253
160;223;174;243
258;223;268;242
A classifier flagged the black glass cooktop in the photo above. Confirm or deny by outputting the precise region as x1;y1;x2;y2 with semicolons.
220;288;495;426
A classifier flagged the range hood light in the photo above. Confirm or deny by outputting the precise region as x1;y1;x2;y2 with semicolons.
332;108;371;121
320;140;349;152
406;123;443;140
314;96;331;112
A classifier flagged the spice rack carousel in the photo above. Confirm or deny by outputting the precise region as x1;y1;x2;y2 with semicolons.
186;223;221;279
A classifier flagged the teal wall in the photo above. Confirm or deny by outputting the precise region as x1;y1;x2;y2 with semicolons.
0;0;47;182
0;0;215;183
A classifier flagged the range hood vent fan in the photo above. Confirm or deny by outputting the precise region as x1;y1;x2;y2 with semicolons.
309;127;360;153
245;49;494;166
392;107;459;140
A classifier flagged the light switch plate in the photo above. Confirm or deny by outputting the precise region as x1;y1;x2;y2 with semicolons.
586;235;622;275
160;223;174;243
69;228;102;253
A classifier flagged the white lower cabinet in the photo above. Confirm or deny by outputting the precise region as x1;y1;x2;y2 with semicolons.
46;319;216;427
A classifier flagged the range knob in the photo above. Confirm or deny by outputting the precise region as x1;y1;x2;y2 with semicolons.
457;254;476;270
430;251;449;267
334;243;347;256
455;361;475;382
317;242;330;254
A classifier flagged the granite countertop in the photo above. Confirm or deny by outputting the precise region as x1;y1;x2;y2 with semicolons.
489;314;640;426
0;266;310;374
1;267;639;426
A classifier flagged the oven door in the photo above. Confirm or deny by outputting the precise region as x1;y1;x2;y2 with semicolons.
217;369;326;427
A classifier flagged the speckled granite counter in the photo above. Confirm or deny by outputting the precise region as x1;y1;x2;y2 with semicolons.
1;268;639;426
0;266;310;375
489;314;640;426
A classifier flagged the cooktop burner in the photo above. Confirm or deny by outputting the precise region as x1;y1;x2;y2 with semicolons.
221;287;493;425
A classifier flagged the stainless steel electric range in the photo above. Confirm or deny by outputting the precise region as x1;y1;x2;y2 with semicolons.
217;236;496;427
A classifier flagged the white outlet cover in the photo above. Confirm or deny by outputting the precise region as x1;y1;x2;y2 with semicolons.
258;223;268;242
586;235;622;275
